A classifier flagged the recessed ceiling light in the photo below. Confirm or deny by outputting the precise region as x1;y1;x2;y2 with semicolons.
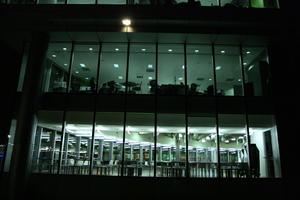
80;63;86;67
246;51;251;54
115;48;119;51
75;71;79;74
118;76;123;79
122;18;131;26
63;48;67;51
178;77;183;81
85;77;89;80
243;62;247;65
64;63;68;66
194;49;199;53
216;66;222;70
114;64;119;68
238;79;242;82
221;50;225;54
141;49;146;51
148;64;153;69
182;65;185;69
148;76;153;80
168;49;172;52
209;78;212;81
52;54;56;58
89;48;93;51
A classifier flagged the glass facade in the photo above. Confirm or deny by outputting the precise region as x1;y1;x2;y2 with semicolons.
1;0;280;8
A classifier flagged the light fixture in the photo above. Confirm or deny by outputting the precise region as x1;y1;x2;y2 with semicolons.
148;76;153;80
148;64;153;69
114;64;119;68
63;48;67;51
178;77;183;81
246;51;251;54
115;48;119;51
194;49;199;53
216;66;222;70
80;63;86;67
238;79;242;82
168;49;172;52
243;62;247;65
209;78;212;81
225;140;229;143
231;138;236;141
89;48;93;51
52;54;56;58
85;77;89;80
141;48;146;51
64;63;68;66
122;18;131;26
75;71;79;74
248;65;254;71
221;50;225;54
118;76;123;79
182;65;185;69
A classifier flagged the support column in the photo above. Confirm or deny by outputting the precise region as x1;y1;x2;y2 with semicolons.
98;139;103;162
49;131;56;166
168;147;172;161
7;32;49;200
108;141;114;161
32;127;42;169
176;135;180;162
63;133;69;165
149;145;153;163
87;138;92;161
130;145;133;161
196;149;199;162
159;147;163;162
139;145;143;163
75;137;81;162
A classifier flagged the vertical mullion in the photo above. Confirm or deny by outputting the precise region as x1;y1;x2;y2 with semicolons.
218;0;221;6
184;42;189;178
65;0;68;5
121;41;130;176
153;41;158;177
239;45;252;177
212;43;221;178
248;0;252;8
66;42;74;93
57;110;67;174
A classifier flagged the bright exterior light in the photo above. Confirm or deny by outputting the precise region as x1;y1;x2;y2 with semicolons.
64;63;68;66
122;19;131;26
75;71;79;74
141;49;146;51
80;63;86;67
89;48;93;51
148;64;153;68
85;77;89;80
63;47;67;51
216;66;222;70
115;48;119;51
118;76;123;80
114;64;119;68
243;62;247;65
182;65;185;69
221;50;225;54
246;51;251;54
168;49;172;52
148;76;153;80
209;78;212;81
238;79;242;82
178;77;183;81
194;49;199;53
52;54;56;58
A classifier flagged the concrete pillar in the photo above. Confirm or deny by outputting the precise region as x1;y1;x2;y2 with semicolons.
139;145;143;163
75;137;81;161
7;32;49;200
130;145;134;161
87;138;92;160
176;135;180;162
32;127;42;168
63;133;69;165
158;147;163;162
49;131;56;166
108;141;114;161
196;149;199;162
98;139;103;161
149;145;152;163
204;149;209;162
119;143;123;161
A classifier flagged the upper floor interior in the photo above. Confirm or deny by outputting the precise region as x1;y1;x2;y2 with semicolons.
0;0;280;9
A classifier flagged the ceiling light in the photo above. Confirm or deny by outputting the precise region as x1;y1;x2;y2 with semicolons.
122;18;131;26
118;76;123;79
168;49;172;52
80;64;86;68
216;66;222;70
238;79;242;82
75;71;79;74
114;64;119;68
182;65;185;69
64;63;68;66
141;49;146;51
221;50;225;54
248;65;254;71
246;51;251;54
115;48;119;51
243;62;247;65
52;54;56;58
209;78;212;81
89;48;93;51
178;77;183;81
194;49;199;53
148;64;153;68
63;48;67;51
85;77;89;80
148;76;153;80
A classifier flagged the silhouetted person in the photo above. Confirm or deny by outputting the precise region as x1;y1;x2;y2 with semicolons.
149;80;157;94
89;77;96;92
189;83;198;95
206;85;214;96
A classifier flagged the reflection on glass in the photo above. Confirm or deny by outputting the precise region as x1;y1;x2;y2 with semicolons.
92;112;124;176
98;43;127;94
68;0;95;4
37;0;65;4
128;44;156;95
215;45;243;96
62;111;93;175
70;45;99;93
187;44;214;96
43;43;71;93
31;111;63;174
157;113;186;177
251;0;279;8
98;0;126;4
158;44;185;95
242;46;271;96
221;0;249;7
249;115;281;178
188;114;218;177
124;113;154;177
219;114;249;178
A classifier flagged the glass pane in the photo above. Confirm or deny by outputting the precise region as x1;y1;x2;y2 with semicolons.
68;0;95;4
62;111;93;175
187;44;214;96
92;112;124;176
201;0;219;6
188;114;218;178
8;0;35;4
157;113;186;177
251;0;279;8
124;113;154;177
37;0;65;4
31;111;63;174
98;0;126;4
249;115;281;178
158;44;185;95
128;43;156;95
43;43;71;93
242;46;271;96
215;45;243;96
99;43;127;94
219;114;249;178
221;0;249;7
70;44;99;93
